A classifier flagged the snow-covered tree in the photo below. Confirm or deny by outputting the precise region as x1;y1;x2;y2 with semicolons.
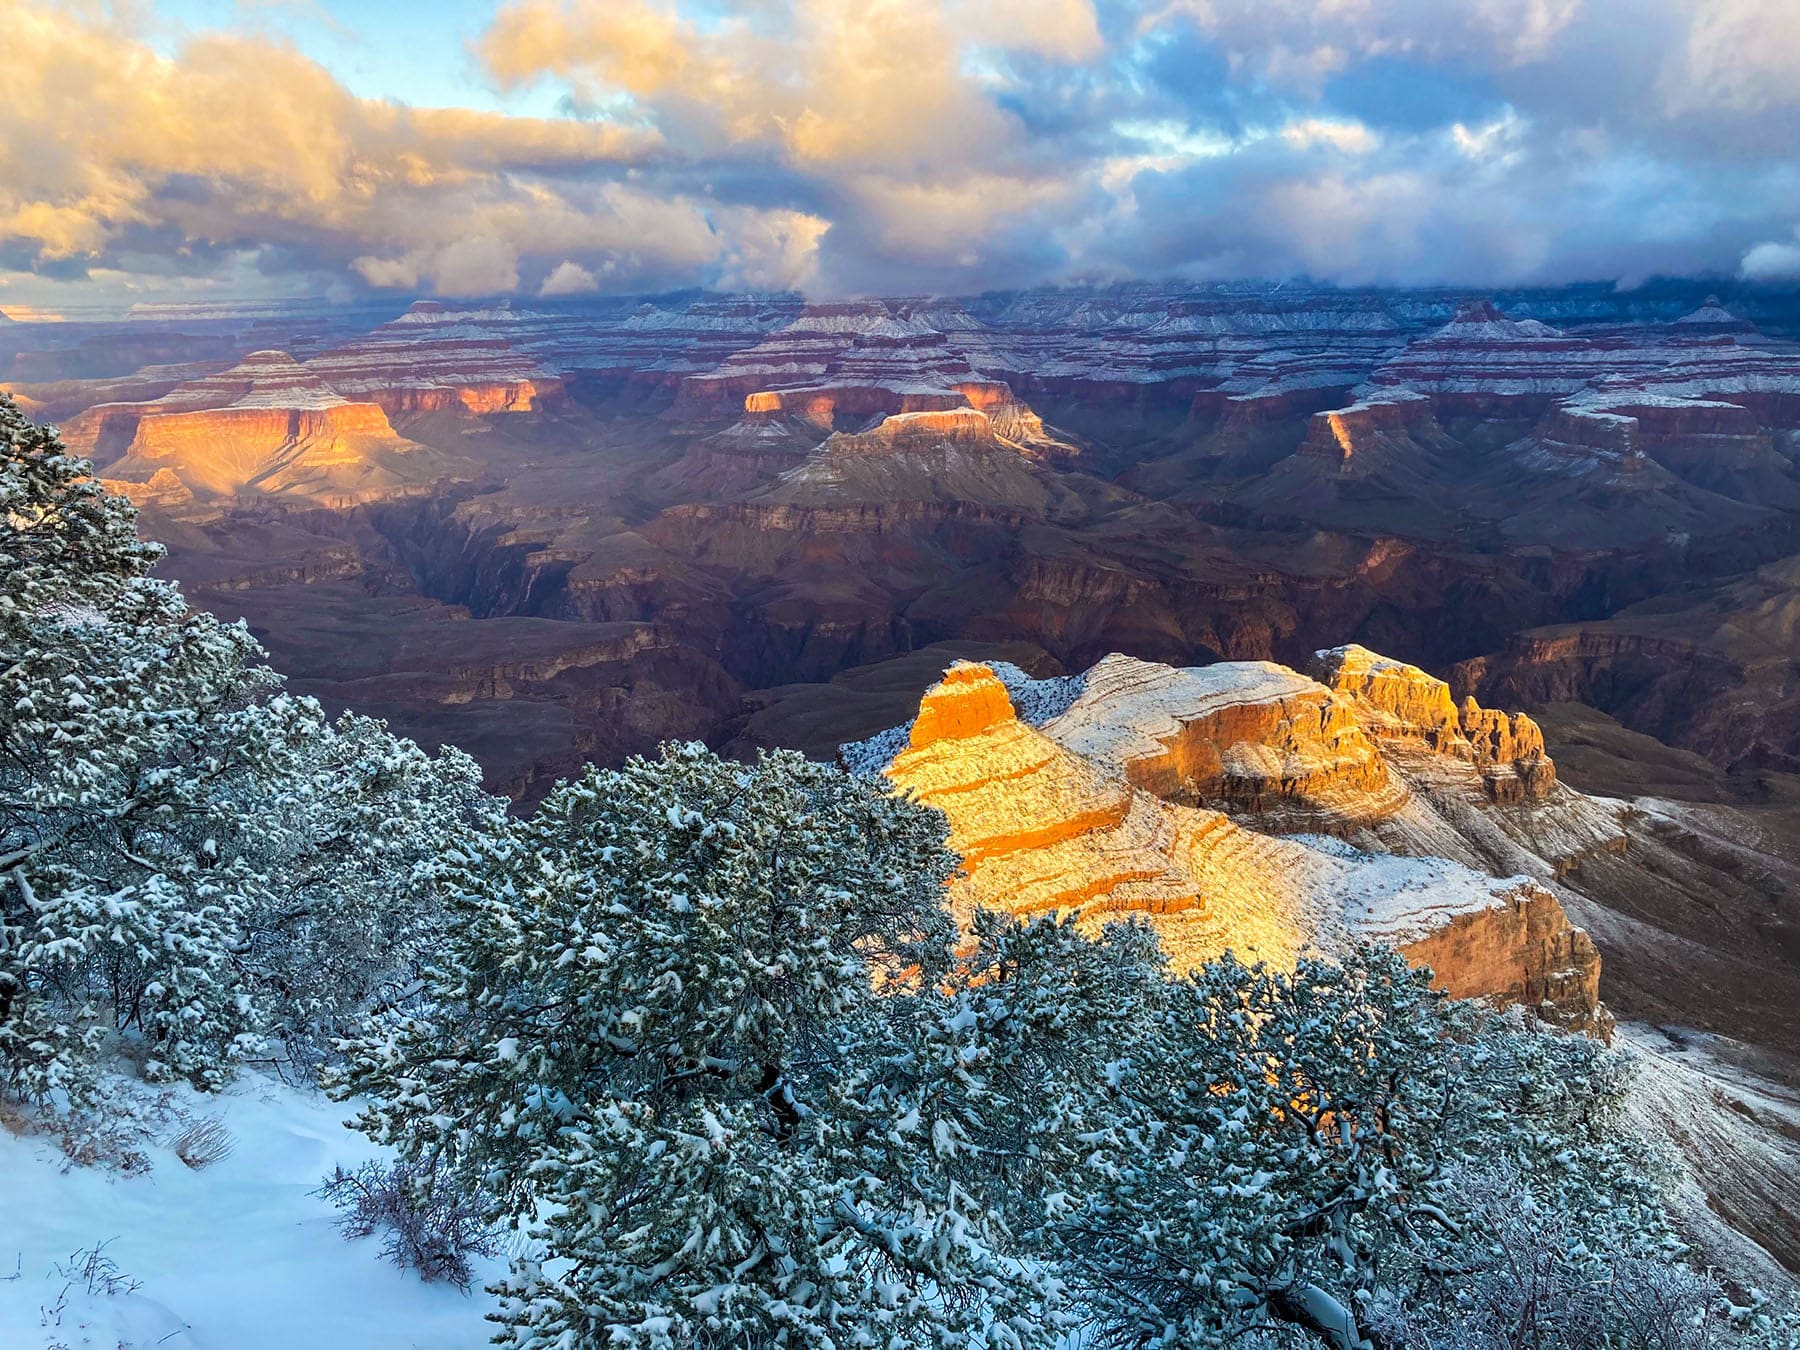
332;742;1066;1349
0;395;492;1103
1043;947;1685;1350
1365;1161;1740;1350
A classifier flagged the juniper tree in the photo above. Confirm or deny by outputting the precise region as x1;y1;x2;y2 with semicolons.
1044;947;1682;1350
0;395;490;1102
332;743;1067;1349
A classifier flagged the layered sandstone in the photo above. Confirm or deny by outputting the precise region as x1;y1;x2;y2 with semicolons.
1313;644;1556;802
759;405;1068;511
98;466;194;509
1298;390;1436;465
305;311;564;416
1391;881;1604;1022
1452;555;1800;774
77;351;439;506
1041;653;1406;826
875;660;1607;1032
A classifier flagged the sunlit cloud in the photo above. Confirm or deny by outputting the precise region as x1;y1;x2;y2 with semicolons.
1280;118;1380;154
4;0;1800;300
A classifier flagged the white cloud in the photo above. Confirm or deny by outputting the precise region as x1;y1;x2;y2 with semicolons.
1280;118;1380;154
430;237;521;297
5;0;1800;300
538;259;600;295
1741;235;1800;283
1661;0;1800;116
1141;0;1583;81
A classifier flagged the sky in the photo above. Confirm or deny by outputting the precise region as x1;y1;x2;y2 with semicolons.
3;0;1800;306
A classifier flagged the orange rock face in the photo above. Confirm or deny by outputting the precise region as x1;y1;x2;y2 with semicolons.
867;653;1609;1034
877;659;1609;1035
830;408;998;454
367;380;552;416
1400;883;1608;1034
1300;392;1435;464
886;664;1343;966
1313;644;1556;801
98;466;193;509
66;350;444;507
1044;653;1405;827
907;663;1016;745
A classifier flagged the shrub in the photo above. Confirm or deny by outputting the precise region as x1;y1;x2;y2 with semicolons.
0;395;498;1106
171;1118;236;1171
316;1160;502;1292
330;743;1061;1349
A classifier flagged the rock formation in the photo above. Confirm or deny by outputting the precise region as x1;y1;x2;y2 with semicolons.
1313;644;1557;802
870;658;1607;1033
303;302;564;415
1453;556;1800;776
59;350;454;506
1039;652;1406;826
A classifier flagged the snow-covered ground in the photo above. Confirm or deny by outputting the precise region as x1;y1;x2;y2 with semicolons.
0;1078;505;1349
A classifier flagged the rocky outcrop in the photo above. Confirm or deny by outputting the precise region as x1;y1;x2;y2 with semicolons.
1041;653;1406;826
1453;557;1800;774
753;404;1068;513
304;304;568;415
871;659;1608;1033
1362;301;1597;416
304;319;564;416
98;466;193;509
1314;644;1556;801
1396;881;1606;1031
1298;391;1436;465
63;351;452;507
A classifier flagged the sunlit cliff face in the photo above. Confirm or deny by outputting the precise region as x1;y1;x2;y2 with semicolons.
872;653;1604;1033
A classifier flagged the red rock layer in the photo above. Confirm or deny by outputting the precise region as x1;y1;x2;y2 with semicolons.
1400;883;1606;1033
1312;645;1556;801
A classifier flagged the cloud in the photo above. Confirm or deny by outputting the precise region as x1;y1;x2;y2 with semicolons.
5;0;1800;301
0;1;812;297
1741;233;1800;283
1661;0;1800;116
539;259;599;295
1140;0;1584;87
420;237;521;296
1280;118;1380;154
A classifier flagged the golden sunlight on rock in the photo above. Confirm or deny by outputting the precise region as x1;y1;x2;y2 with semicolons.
875;656;1607;1034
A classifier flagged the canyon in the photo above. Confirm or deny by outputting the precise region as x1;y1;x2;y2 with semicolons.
5;280;1799;1271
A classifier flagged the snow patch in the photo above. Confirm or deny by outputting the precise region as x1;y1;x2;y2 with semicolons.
0;1077;507;1349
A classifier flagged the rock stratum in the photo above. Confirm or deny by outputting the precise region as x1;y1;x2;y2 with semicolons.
856;652;1607;1035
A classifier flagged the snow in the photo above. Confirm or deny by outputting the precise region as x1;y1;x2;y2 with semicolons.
390;304;527;326
1566;391;1746;413
1427;304;1566;343
986;661;1088;726
1617;1023;1800;1298
838;662;1088;776
1045;654;1320;769
1292;833;1528;944
1674;299;1739;325
839;722;911;777
0;1077;506;1349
